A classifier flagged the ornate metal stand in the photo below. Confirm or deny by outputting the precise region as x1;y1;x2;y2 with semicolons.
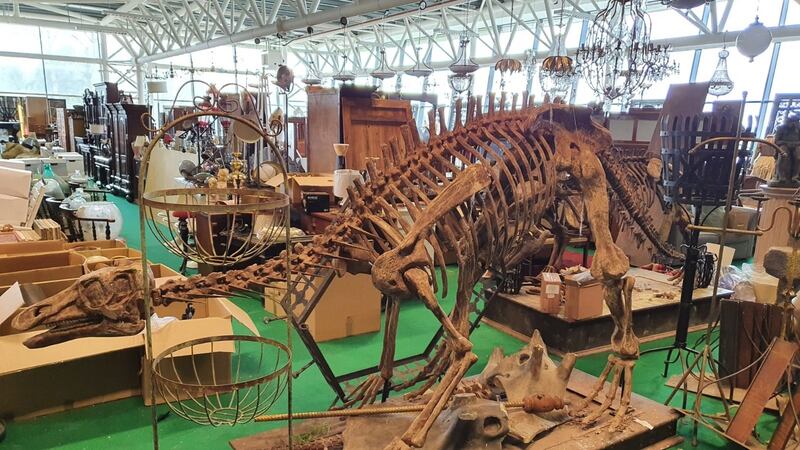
136;83;295;449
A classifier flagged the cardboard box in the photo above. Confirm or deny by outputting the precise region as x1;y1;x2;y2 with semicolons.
0;165;33;198
266;173;334;206
0;239;65;256
265;272;381;342
0;251;85;287
0;287;256;419
539;272;562;314
0;194;29;226
564;274;603;320
64;239;127;250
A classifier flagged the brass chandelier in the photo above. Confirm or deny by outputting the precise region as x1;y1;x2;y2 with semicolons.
576;0;677;102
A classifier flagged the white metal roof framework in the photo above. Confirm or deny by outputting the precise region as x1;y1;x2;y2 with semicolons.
2;0;799;72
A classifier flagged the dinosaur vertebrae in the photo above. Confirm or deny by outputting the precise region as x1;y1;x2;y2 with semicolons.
158;100;560;303
598;147;684;262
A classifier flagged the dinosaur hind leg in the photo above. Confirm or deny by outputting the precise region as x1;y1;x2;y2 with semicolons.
386;269;478;449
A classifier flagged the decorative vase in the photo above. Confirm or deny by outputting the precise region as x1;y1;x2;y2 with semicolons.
76;201;124;240
333;144;350;170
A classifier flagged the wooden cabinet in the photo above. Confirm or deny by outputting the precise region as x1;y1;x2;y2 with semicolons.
108;103;148;201
306;87;417;173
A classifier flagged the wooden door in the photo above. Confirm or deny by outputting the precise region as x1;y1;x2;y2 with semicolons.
341;97;416;171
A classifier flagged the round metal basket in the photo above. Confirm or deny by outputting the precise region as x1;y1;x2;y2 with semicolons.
152;335;291;426
141;187;289;266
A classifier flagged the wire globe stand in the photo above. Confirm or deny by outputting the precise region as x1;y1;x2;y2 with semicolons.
655;93;800;446
137;96;296;449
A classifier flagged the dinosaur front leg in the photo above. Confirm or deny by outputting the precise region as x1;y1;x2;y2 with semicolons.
559;133;638;428
341;295;401;408
573;277;639;430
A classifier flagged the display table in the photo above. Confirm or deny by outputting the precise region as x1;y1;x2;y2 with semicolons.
754;185;800;265
484;268;733;355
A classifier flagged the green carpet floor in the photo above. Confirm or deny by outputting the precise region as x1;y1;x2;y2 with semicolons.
2;195;780;449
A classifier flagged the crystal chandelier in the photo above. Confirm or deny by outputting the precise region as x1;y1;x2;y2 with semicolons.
708;48;734;97
539;6;575;99
371;48;396;81
539;55;576;99
576;0;677;102
448;34;478;95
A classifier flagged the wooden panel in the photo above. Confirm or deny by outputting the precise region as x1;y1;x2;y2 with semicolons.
307;88;340;173
647;82;710;158
341;97;415;171
768;387;800;450
726;338;797;443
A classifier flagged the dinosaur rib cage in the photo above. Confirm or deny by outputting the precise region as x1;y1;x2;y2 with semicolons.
343;108;559;296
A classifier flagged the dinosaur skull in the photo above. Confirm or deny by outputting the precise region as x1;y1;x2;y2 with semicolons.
372;239;432;299
12;266;152;348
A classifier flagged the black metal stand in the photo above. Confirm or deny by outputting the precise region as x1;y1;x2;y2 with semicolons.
640;205;703;378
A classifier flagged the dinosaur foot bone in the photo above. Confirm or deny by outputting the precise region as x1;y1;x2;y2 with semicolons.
339;374;388;409
571;355;636;431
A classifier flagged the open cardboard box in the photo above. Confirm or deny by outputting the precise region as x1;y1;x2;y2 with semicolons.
265;272;380;342
265;173;334;206
0;269;257;419
0;251;86;287
0;239;65;256
64;239;128;251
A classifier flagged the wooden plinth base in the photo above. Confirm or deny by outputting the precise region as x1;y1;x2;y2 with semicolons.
229;370;681;450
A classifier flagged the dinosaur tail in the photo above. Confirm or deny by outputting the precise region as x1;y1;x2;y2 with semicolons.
599;150;685;264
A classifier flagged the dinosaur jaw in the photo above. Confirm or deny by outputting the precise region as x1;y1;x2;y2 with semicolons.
22;316;144;348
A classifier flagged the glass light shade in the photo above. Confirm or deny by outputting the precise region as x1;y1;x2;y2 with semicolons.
332;73;355;82
448;74;473;94
708;49;734;97
539;55;576;98
449;39;478;75
406;66;433;78
736;17;773;62
302;77;321;85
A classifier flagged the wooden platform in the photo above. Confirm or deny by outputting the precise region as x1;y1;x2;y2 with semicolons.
483;268;733;355
230;370;681;450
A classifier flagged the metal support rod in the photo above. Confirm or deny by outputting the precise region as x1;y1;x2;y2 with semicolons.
255;400;528;422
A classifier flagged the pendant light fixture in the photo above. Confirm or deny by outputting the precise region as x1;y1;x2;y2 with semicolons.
576;0;676;101
448;33;479;95
708;37;734;97
660;0;709;8
736;16;772;62
371;22;396;82
371;48;396;81
539;4;576;99
405;14;433;78
333;52;355;83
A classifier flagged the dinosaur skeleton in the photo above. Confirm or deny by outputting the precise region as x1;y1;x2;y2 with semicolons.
14;99;667;449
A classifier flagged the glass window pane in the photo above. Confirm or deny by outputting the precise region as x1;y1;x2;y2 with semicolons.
0;56;45;93
43;60;101;96
40;29;99;58
718;0;783;30
649;9;704;40
764;41;800;135
0;24;41;53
